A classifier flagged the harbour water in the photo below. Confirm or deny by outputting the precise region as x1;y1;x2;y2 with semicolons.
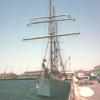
0;80;69;100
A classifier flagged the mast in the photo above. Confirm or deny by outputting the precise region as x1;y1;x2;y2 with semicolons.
23;0;80;74
49;0;53;70
53;6;58;71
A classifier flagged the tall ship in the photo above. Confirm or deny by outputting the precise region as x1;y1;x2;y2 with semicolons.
23;0;80;98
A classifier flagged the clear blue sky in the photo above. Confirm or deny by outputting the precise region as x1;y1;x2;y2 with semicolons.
0;0;100;74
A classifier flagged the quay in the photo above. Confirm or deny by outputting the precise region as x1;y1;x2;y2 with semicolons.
68;77;100;100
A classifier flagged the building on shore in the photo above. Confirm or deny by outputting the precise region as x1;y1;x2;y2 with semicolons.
17;70;43;79
0;70;44;80
0;73;18;80
76;69;91;76
94;65;100;71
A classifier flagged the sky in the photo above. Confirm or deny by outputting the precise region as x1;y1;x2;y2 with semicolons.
0;0;100;74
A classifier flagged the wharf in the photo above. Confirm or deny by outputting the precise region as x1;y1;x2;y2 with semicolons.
68;78;100;100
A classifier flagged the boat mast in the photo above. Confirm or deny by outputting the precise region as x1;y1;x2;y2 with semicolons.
23;0;80;74
49;0;53;71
